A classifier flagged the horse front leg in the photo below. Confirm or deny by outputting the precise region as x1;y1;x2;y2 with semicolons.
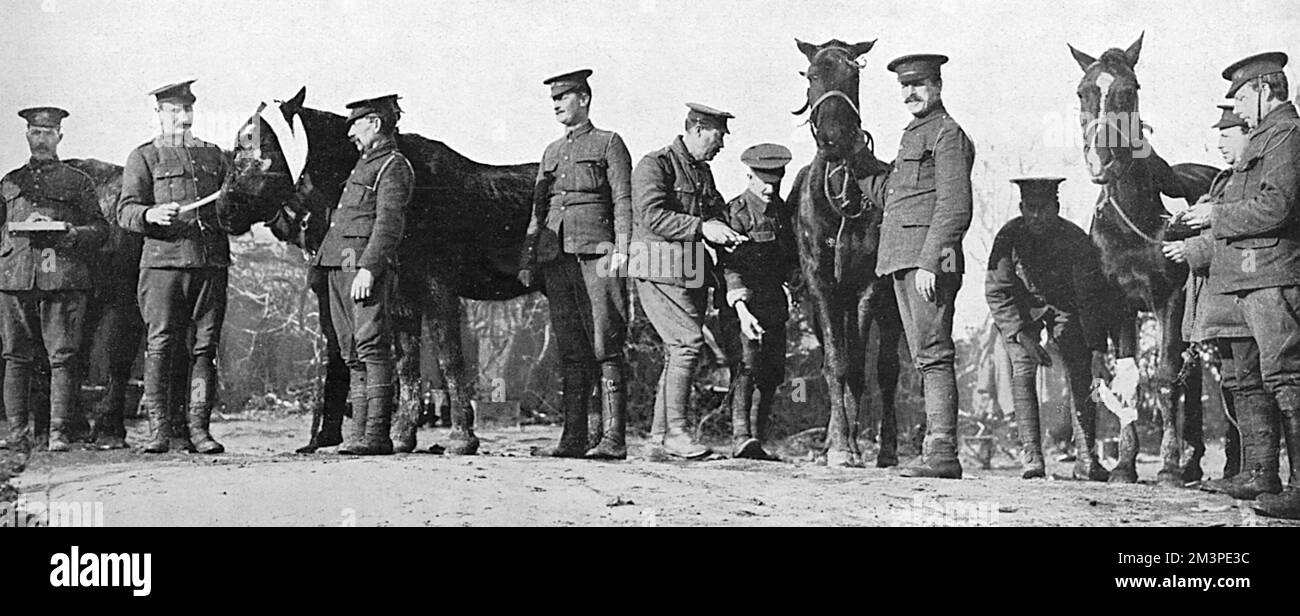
812;281;858;467
1155;303;1189;488
1180;352;1205;483
872;282;903;468
426;276;479;455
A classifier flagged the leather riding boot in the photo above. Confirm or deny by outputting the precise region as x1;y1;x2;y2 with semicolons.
1109;422;1140;483
296;367;349;454
352;363;394;456
187;405;225;454
338;369;369;455
2;362;32;453
739;383;781;461
1222;389;1241;479
729;364;756;456
585;362;628;460
30;370;49;451
1202;393;1257;493
1255;406;1300;518
47;367;75;453
1211;394;1283;500
586;365;604;452
168;352;195;453
140;354;170;454
185;356;223;454
536;363;590;458
1071;397;1109;482
900;373;962;479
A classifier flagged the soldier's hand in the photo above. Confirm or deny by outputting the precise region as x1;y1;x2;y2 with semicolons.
517;268;533;288
1016;331;1052;367
702;220;745;247
1181;202;1214;230
351;268;374;302
737;302;765;341
145;202;181;226
914;269;937;302
1161;241;1187;264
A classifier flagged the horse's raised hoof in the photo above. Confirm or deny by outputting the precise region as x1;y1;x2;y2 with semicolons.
899;458;962;479
1108;465;1138;484
825;449;864;468
443;432;480;456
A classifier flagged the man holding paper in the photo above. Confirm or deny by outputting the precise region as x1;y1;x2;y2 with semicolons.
0;106;107;452
118;80;237;455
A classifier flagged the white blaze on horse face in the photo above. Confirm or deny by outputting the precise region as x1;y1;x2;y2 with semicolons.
258;101;309;184
1084;71;1115;178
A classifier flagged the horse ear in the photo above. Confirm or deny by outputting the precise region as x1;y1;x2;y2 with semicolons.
1124;31;1144;68
848;39;876;59
1068;44;1097;72
285;87;307;111
795;38;819;62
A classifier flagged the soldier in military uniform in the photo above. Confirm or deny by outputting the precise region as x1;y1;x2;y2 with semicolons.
717;144;795;461
311;94;412;456
1165;105;1258;487
1180;53;1300;517
877;54;975;479
118;80;236;455
518;70;633;460
631;103;745;460
985;178;1112;480
0;107;107;452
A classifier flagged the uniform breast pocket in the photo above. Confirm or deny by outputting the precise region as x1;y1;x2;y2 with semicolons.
194;159;224;195
673;183;698;215
573;154;608;192
899;144;935;188
151;163;187;202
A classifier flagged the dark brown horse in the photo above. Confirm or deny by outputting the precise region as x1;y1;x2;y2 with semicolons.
1068;34;1219;486
223;88;538;455
788;39;904;467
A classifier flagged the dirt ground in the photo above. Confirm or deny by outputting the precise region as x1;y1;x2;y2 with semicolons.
6;414;1297;527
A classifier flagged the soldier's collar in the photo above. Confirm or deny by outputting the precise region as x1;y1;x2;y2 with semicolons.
905;103;948;131
671;135;703;166
27;156;60;169
566;119;595;138
362;136;398;160
744;188;777;214
1252;101;1298;137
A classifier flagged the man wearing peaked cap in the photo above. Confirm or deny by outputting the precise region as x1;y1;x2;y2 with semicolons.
1178;52;1300;519
518;69;635;460
1168;104;1263;496
0;107;107;453
985;178;1112;481
118;79;238;455
345;94;402;128
311;93;415;456
716;143;795;461
629;102;743;460
878;51;976;479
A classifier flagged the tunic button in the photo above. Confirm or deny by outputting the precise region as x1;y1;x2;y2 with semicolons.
560;174;566;179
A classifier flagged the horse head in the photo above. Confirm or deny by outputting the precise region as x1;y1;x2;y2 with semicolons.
223;87;310;227
794;38;876;161
1069;33;1147;184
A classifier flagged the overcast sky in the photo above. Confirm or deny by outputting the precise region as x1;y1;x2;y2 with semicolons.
4;0;1298;333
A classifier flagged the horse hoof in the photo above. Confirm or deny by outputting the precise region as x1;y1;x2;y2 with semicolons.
876;451;899;468
1108;466;1138;484
1156;470;1185;489
444;433;480;456
826;450;863;468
